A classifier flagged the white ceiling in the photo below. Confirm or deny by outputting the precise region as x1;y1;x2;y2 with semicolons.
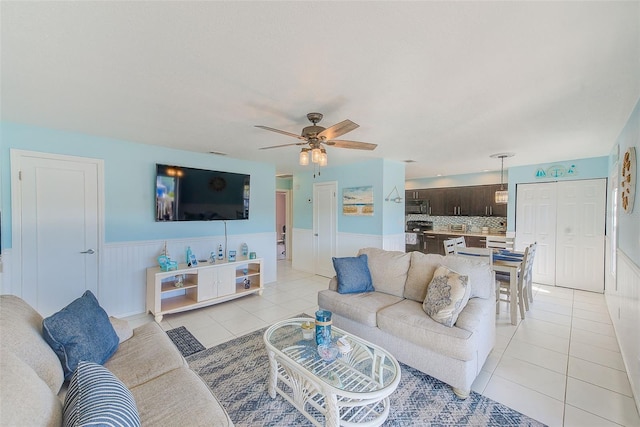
2;1;639;179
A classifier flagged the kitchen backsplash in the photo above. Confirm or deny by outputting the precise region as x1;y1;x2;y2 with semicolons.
406;214;506;233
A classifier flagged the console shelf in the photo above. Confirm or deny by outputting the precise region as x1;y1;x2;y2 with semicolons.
146;258;263;323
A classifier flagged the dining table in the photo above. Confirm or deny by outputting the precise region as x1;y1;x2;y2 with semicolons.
491;251;525;325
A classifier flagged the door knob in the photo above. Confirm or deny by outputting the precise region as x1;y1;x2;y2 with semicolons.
81;249;95;254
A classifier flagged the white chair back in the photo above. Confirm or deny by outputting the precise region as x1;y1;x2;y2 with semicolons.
486;235;514;250
454;236;466;248
453;246;493;266
443;238;457;255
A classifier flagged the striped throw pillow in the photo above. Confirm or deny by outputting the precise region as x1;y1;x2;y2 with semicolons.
63;361;140;427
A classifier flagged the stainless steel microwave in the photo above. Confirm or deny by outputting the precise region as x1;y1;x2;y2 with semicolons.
405;202;427;214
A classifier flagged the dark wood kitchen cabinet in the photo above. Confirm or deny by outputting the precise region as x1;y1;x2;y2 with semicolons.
408;184;507;217
422;233;440;254
425;188;445;216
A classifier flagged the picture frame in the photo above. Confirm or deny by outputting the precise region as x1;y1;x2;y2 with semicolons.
343;186;374;216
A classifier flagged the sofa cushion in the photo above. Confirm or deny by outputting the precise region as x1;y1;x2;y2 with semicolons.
130;366;233;426
357;247;411;297
0;295;65;393
110;316;134;343
318;289;403;327
405;252;443;302
43;291;120;380
423;265;471;327
377;299;477;361
0;349;63;427
104;321;187;389
63;361;140;427
440;255;494;299
332;254;374;294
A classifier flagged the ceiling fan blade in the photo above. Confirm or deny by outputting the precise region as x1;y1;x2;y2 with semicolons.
255;125;307;141
318;120;359;140
326;139;377;150
259;142;307;150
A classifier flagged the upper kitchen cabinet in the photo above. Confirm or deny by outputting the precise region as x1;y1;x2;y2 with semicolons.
407;184;508;217
422;188;446;216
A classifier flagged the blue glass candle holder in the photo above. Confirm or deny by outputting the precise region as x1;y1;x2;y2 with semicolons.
315;310;332;346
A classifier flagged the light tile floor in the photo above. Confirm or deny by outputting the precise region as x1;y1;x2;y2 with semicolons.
127;260;640;426
476;283;640;427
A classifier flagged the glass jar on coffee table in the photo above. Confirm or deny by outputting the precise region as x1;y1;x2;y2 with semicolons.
263;318;401;427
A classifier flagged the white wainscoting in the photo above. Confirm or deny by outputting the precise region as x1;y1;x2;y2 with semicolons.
101;232;277;317
606;249;640;412
291;228;314;274
291;229;406;275
0;249;11;295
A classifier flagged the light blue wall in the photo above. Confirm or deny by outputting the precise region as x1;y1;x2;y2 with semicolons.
505;156;609;231
612;100;639;266
0;122;275;248
276;177;293;190
406;171;503;189
293;159;405;235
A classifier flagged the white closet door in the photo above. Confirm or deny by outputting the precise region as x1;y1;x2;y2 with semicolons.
515;182;557;285
555;179;606;292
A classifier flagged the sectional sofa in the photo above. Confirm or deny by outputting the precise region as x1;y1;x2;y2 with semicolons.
318;247;496;398
0;294;233;426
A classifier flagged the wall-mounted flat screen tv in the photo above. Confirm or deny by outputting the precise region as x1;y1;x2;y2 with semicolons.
155;164;250;221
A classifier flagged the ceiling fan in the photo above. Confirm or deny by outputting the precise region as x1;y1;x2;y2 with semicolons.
256;112;377;154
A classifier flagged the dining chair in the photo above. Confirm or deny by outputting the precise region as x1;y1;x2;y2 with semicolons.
443;238;457;255
486;235;514;250
454;236;466;248
453;246;493;266
496;244;535;320
524;242;537;304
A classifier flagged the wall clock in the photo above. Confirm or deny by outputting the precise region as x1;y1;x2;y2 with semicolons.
620;146;636;214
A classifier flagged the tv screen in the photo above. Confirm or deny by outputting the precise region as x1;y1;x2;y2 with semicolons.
155;164;250;221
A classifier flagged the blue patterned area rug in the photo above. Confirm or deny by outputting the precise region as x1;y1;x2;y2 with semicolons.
166;326;206;357
186;324;545;427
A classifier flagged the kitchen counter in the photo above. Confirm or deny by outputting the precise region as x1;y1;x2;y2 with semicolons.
422;230;507;238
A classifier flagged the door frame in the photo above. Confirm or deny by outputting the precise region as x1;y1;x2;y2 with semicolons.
313;181;337;277
9;149;105;297
276;189;293;261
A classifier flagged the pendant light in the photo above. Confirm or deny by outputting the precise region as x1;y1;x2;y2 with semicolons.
491;153;514;204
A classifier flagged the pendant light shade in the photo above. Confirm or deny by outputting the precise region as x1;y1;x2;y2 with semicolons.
494;189;509;204
311;147;321;163
299;149;309;166
491;153;514;205
319;149;328;167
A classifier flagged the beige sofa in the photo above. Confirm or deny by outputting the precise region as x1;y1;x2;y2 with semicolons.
318;247;496;398
0;294;233;426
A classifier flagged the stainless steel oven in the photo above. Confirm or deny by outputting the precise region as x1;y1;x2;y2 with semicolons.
405;220;433;252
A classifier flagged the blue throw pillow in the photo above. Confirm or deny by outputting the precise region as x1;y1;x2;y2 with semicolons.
43;290;119;380
332;254;374;294
63;361;141;427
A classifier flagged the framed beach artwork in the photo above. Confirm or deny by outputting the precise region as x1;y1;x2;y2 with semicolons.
343;186;374;216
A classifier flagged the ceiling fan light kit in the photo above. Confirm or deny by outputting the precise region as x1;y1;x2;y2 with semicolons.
490;153;515;205
257;112;377;175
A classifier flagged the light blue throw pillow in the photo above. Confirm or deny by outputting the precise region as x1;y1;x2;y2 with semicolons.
63;361;141;427
43;290;119;380
332;254;374;294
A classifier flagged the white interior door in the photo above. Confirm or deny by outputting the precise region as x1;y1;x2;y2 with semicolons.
11;150;102;317
313;182;337;278
516;182;557;285
555;179;606;292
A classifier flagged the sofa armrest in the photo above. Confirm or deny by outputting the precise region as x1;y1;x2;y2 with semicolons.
329;276;338;291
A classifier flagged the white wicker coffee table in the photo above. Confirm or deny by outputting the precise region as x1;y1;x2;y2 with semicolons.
263;318;401;427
